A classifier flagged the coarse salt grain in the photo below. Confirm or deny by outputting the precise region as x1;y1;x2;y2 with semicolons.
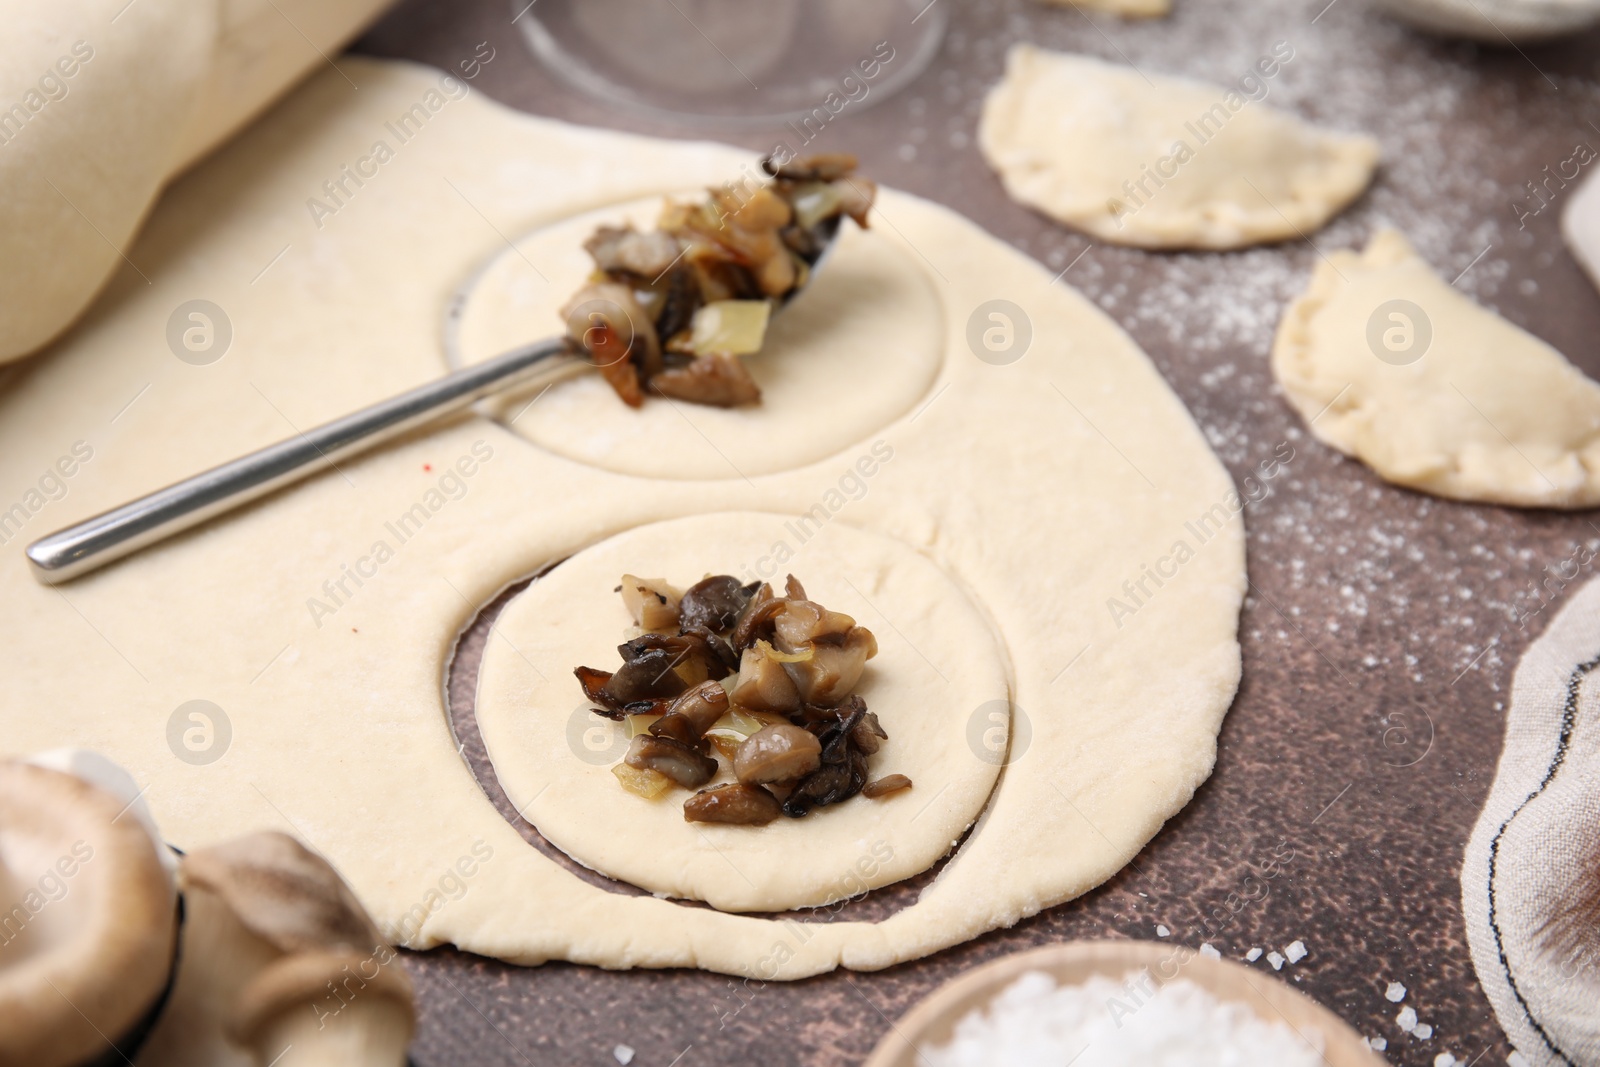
1268;952;1286;971
1157;925;1171;937
1414;1023;1433;1040
1285;940;1307;964
1245;948;1263;962
924;970;1326;1067
1200;943;1222;960
1434;1054;1458;1067
1386;982;1407;1002
1398;1006;1418;1032
1371;1037;1388;1051
613;1045;634;1065
1509;1053;1532;1067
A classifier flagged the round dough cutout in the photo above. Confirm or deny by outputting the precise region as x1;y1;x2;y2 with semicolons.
473;511;1009;913
449;195;945;480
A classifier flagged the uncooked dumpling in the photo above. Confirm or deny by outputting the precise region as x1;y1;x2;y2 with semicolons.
978;45;1379;250
1037;0;1170;20
1273;227;1600;508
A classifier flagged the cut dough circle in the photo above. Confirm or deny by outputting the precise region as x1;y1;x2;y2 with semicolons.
475;511;1008;913
0;60;1245;979
978;45;1380;250
450;195;945;480
1273;228;1600;508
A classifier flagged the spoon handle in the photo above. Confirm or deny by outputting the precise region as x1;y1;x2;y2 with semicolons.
26;339;579;584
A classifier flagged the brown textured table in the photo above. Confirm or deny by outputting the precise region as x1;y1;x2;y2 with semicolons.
352;1;1600;1064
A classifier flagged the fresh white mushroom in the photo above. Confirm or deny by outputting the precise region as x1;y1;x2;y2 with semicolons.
139;831;414;1067
0;760;178;1067
618;574;682;633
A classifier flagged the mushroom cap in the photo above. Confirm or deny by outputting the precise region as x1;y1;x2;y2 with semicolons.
229;948;414;1052
0;761;177;1067
178;832;415;1060
180;831;392;957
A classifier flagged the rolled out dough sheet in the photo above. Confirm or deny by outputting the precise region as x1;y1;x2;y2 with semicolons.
0;58;1244;978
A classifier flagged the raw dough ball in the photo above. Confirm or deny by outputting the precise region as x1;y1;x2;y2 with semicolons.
451;196;944;480
1273;228;1600;508
475;512;1007;913
977;45;1379;250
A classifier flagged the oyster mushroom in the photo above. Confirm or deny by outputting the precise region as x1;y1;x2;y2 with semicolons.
862;774;913;799
623;734;717;789
730;586;782;650
731;640;803;713
651;353;762;407
560;281;662;407
678;575;756;635
583;226;680;278
618;574;682;632
771;597;858;651
683;783;783;826
140;831;413;1067
650;679;731;741
783;702;871;817
0;760;178;1067
782;626;878;706
733;724;822;785
572;154;877;408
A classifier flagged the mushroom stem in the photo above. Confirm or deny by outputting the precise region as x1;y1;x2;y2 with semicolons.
137;832;414;1067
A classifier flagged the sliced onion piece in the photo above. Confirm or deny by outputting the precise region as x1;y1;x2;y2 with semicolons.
612;763;673;799
686;300;770;357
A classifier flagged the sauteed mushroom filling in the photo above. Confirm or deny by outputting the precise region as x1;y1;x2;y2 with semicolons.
559;155;878;409
573;572;910;825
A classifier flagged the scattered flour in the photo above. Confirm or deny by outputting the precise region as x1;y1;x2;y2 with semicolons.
924;970;1326;1067
929;0;1595;693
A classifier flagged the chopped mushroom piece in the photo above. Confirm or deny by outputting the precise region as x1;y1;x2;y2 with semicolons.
560;282;661;408
732;640;803;713
651;353;762;407
683;783;783;825
734;724;823;785
623;735;717;789
658;679;731;736
784;627;878;706
783;701;870;817
583;226;680;277
563;155;877;408
862;774;913;798
679;575;757;634
575;571;898;824
618;575;682;632
763;153;859;182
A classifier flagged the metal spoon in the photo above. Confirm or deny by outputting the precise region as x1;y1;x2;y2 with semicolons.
26;219;840;585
